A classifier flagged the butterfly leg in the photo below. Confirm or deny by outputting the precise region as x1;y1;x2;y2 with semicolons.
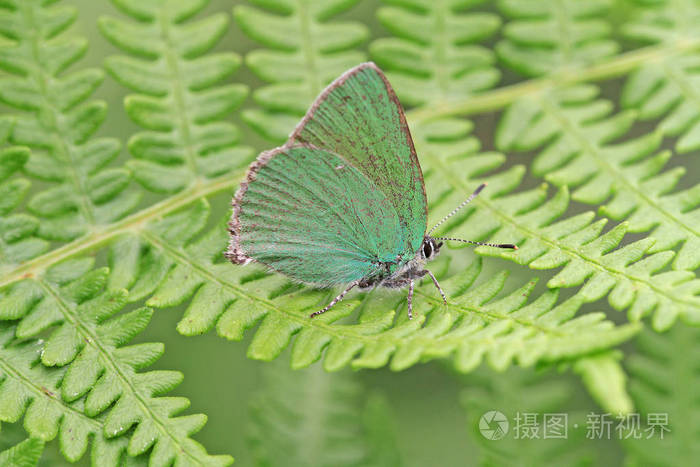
407;279;415;320
425;270;447;305
310;281;359;318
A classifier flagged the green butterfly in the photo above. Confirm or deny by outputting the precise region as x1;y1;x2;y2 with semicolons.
227;63;516;319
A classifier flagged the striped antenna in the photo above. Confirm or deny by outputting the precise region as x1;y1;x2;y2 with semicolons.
427;183;487;236
433;237;518;250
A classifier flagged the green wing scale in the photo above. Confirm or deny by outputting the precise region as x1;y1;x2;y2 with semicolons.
228;63;428;286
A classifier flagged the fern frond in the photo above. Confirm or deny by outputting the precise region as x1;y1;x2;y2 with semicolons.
622;0;700;45
235;0;368;142
496;85;700;273
413;117;700;331
370;0;501;106
0;120;48;268
496;0;618;77
248;360;399;467
572;351;633;415
0;324;128;463
621;0;700;153
461;366;594;466
0;0;140;241
0;436;44;467
99;0;253;193
623;324;700;465
106;199;638;373
0;261;232;466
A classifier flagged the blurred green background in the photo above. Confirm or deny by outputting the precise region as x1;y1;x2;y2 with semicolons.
2;1;680;465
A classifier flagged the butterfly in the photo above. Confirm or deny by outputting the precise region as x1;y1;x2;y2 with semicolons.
226;62;516;319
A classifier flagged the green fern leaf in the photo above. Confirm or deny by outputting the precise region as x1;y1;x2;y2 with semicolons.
623;324;700;465
235;0;368;142
0;324;128;463
572;351;633;415
99;0;253;193
0;0;140;241
0;437;44;467
0;120;48;267
461;366;594;466
412;117;700;331
370;0;500;106
248;361;400;467
497;0;618;77
0;261;231;466
496;84;700;273
105;199;638;373
621;1;700;153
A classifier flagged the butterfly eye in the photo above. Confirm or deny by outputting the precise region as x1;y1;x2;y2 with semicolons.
423;241;433;259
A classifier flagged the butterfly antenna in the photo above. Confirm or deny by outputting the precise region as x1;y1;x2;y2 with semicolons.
434;237;518;250
428;183;487;236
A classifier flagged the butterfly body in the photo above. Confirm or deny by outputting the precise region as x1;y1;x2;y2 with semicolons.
227;63;514;318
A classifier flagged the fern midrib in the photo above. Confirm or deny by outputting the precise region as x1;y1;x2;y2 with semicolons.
297;0;321;97
21;2;95;226
159;7;198;176
540;95;700;240
36;277;208;464
433;0;450;97
426;149;700;312
297;366;326;465
406;37;700;121
670;328;695;451
553;0;573;67
0;344;104;431
413;288;566;335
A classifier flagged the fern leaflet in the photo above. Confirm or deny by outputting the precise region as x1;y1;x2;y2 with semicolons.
623;324;700;465
0;261;231;466
413;118;700;331
248;360;400;467
0;0;140;241
0;120;47;268
235;0;368;142
622;0;700;153
497;0;618;77
461;366;594;466
370;0;500;106
0;436;43;467
100;0;253;193
496;84;700;273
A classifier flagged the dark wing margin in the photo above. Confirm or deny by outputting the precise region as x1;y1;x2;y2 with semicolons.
287;62;428;254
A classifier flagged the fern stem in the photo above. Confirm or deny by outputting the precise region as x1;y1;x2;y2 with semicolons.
0;175;236;289
407;38;700;122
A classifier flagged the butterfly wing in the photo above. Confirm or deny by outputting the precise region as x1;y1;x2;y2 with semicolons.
289;62;427;256
227;145;408;286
